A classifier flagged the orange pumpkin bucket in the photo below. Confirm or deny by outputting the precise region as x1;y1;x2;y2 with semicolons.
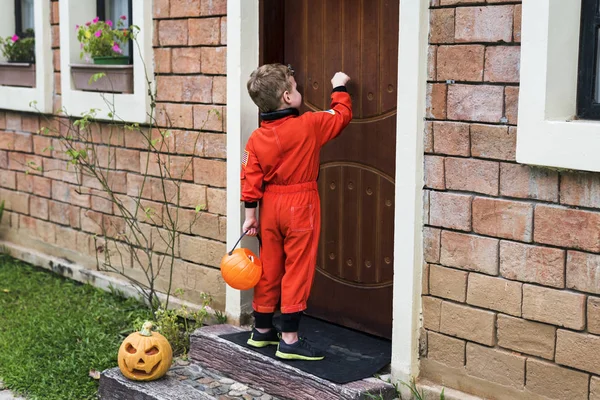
220;232;263;290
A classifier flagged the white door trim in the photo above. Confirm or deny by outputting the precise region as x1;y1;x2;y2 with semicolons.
225;0;260;322
391;0;429;381
225;0;429;380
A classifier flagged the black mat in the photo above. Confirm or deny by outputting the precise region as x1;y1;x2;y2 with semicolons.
220;315;391;384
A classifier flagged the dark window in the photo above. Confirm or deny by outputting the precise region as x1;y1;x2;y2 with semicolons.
97;0;133;63
14;0;35;36
578;0;600;119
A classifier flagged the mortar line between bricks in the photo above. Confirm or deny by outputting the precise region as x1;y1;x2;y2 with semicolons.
3;206;228;245
428;222;595;269
429;42;522;47
154;16;226;21
155;71;227;76
3;148;227;163
430;3;522;10
588;373;592;399
427;256;596;301
424;117;518;126
428;80;520;87
429;294;589;339
428;256;594;300
425;186;600;214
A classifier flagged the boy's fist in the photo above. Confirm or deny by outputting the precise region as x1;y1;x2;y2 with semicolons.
331;72;350;88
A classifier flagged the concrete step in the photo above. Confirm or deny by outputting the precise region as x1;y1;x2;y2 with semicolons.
99;361;283;400
189;324;397;400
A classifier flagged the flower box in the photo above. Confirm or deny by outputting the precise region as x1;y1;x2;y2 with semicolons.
71;64;133;94
0;62;36;88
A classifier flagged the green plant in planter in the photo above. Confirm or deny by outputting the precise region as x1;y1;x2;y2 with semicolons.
0;29;35;63
76;15;134;64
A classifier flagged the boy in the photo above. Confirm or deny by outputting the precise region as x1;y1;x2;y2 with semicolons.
241;63;352;361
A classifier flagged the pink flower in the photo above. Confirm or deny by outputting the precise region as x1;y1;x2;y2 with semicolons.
75;24;80;30
11;35;19;42
106;20;113;27
85;21;91;26
93;17;100;23
112;44;122;54
120;15;127;20
95;30;102;37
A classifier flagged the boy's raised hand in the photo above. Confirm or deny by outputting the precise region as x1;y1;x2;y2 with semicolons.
331;72;351;88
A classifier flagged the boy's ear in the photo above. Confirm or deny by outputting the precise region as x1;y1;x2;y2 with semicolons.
282;90;292;105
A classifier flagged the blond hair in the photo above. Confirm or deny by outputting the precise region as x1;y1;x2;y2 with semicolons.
247;64;293;113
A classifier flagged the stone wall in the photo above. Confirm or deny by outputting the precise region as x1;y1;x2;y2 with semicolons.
0;0;228;310
422;1;600;399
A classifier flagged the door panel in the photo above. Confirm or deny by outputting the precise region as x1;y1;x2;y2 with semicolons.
274;0;399;338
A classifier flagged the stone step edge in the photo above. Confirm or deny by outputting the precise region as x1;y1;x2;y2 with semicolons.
189;324;397;400
98;367;215;400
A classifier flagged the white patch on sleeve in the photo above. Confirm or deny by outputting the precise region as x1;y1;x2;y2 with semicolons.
317;109;335;115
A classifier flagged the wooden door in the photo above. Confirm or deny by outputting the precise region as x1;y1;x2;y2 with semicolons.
261;0;399;339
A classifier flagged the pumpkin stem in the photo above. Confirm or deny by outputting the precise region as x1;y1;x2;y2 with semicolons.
140;321;153;336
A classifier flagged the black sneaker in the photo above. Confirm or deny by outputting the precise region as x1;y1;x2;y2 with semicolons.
275;338;325;361
246;328;280;348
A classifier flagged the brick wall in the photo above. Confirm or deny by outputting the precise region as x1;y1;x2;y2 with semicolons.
0;0;228;310
423;1;600;399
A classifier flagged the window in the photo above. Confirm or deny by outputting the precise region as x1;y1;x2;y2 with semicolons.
577;0;600;119
517;1;600;173
97;0;133;62
59;0;154;123
15;0;35;35
0;0;52;112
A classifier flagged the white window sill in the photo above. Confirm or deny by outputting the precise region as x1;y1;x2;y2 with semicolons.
59;0;154;123
516;0;600;173
0;0;53;113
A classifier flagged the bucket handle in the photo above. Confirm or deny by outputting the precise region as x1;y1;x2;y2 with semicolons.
228;231;262;256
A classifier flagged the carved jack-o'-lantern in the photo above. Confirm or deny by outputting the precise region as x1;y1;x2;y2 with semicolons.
118;321;172;381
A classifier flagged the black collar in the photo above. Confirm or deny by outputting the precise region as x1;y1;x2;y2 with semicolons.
260;108;300;121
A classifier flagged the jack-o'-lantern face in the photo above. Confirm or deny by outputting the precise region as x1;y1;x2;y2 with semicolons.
117;322;172;381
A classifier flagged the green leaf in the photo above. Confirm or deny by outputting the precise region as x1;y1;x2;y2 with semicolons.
88;72;106;85
195;205;206;213
151;138;160;146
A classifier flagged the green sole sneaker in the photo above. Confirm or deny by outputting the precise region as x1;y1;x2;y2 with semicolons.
247;338;280;348
247;329;280;348
275;350;325;361
275;338;325;361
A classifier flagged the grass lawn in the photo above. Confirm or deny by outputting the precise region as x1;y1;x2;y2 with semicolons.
0;254;153;400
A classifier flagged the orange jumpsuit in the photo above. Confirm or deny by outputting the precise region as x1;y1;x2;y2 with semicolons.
241;89;352;314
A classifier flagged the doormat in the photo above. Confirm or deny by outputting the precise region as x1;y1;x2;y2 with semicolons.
219;315;391;384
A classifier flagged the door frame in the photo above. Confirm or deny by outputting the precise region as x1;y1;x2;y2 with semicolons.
225;0;429;381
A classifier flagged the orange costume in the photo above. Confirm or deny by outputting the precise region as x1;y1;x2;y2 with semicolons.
241;89;352;315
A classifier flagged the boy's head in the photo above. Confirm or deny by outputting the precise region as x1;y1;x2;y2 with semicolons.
247;63;301;113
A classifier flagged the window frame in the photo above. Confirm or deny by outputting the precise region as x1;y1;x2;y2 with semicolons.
59;0;154;123
0;0;53;113
96;0;134;65
14;0;23;35
14;0;35;36
517;0;600;173
577;0;600;119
